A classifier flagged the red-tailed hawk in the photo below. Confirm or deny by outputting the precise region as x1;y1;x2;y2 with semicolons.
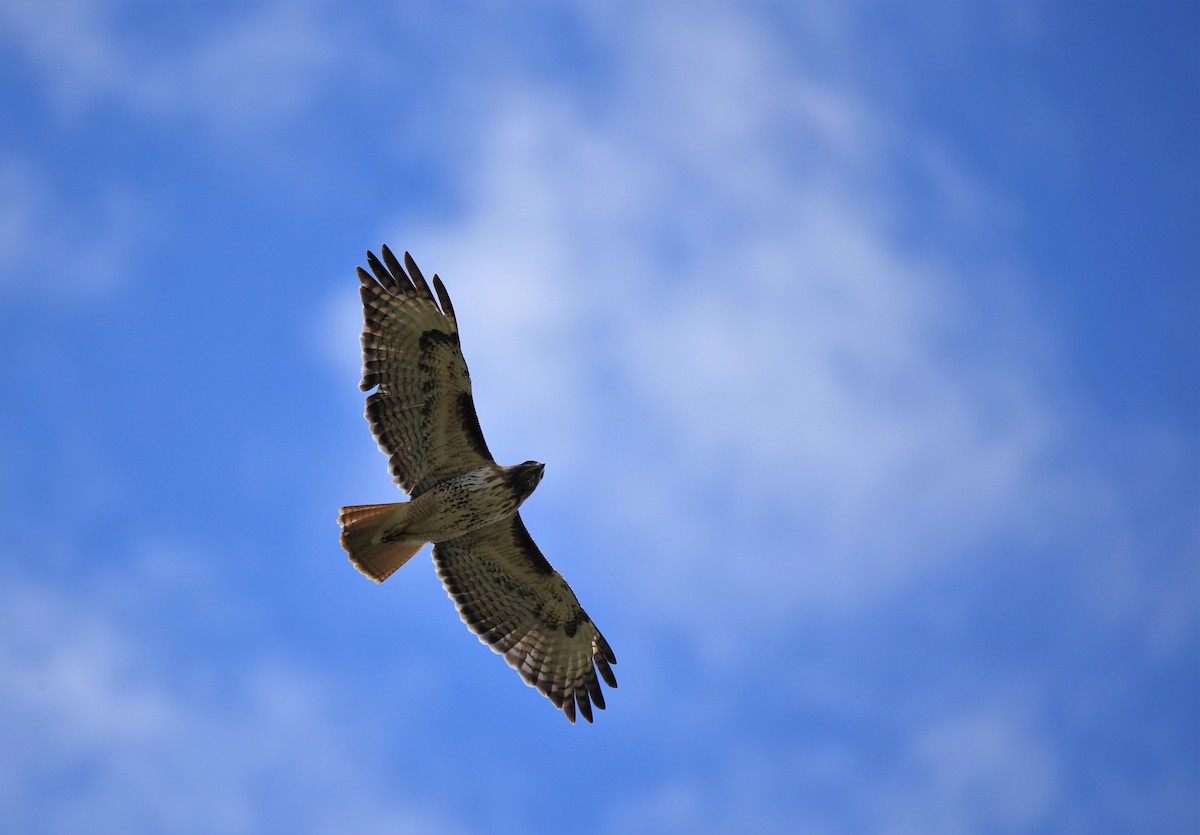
338;246;617;723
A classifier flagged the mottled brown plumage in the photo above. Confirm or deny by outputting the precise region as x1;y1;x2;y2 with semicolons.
338;246;617;723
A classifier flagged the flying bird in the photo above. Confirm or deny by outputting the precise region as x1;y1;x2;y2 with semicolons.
338;246;617;723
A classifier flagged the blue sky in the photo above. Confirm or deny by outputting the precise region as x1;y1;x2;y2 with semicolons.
1;2;1197;833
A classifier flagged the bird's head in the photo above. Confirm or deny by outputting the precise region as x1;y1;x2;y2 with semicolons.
508;460;545;499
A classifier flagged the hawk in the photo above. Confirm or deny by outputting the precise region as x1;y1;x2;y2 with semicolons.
338;246;617;723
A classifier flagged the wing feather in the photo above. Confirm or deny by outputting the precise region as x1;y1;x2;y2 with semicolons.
432;274;457;322
365;250;399;293
433;514;618;724
379;246;412;294
356;246;494;495
403;249;437;302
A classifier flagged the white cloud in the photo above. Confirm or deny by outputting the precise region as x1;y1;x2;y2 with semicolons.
882;700;1060;833
320;2;1070;630
310;6;1192;750
134;5;341;137
0;0;340;136
602;697;1059;834
1;3;1190;832
0;0;122;116
0;154;148;298
0;561;465;835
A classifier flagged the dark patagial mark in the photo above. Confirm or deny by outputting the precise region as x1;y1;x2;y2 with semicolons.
511;516;554;576
456;392;492;460
416;329;489;457
417;330;465;411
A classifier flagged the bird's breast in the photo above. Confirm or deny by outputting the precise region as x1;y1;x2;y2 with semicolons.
406;466;525;542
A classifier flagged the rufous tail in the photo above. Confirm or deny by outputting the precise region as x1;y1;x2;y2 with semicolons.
338;503;426;583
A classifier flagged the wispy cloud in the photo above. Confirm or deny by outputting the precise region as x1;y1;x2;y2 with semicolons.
0;556;465;835
0;154;147;298
0;0;341;137
5;2;1189;832
338;3;1080;630
603;695;1058;834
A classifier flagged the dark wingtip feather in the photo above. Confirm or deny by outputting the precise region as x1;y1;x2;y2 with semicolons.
576;692;594;724
595;653;617;689
432;274;456;321
380;245;416;294
403;251;436;301
365;250;394;289
599;633;617;665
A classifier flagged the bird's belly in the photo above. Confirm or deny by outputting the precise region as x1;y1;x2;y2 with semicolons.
405;467;520;542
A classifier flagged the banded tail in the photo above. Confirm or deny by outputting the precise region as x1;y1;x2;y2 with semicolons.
338;503;426;582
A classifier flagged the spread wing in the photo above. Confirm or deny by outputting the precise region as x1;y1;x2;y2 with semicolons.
356;246;494;496
433;514;618;723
